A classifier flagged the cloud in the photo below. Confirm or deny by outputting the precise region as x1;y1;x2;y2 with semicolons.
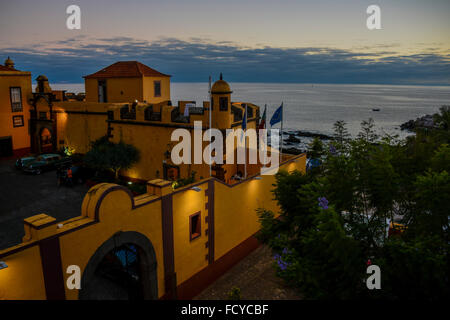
1;36;449;85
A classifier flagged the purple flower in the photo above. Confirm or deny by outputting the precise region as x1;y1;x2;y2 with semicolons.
318;197;329;210
329;144;337;155
274;251;291;271
277;259;288;271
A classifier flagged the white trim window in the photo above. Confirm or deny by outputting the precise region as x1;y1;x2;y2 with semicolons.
10;87;23;112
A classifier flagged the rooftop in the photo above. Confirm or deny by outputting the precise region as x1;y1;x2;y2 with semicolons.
84;61;171;79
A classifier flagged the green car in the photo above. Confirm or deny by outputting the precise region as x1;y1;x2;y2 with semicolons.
23;153;72;175
15;156;36;170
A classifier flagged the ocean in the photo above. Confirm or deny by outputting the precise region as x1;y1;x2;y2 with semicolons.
51;83;450;140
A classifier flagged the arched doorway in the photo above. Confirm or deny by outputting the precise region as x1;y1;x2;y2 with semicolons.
40;127;53;153
79;231;158;300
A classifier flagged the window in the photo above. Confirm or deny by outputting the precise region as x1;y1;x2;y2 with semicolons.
107;110;114;120
12;115;24;127
190;212;201;241
10;87;22;112
154;81;161;97
98;80;107;102
219;97;228;111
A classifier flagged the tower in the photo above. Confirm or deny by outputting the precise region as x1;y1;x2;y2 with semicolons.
4;56;14;69
210;73;232;129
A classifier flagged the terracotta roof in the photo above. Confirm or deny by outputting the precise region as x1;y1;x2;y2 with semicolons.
0;65;17;71
84;61;171;79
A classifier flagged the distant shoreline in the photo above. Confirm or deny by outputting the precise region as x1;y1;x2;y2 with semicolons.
38;82;450;94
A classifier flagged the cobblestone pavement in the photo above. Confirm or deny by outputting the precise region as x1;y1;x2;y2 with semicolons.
0;158;89;250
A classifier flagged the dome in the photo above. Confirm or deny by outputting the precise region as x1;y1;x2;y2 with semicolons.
211;73;232;94
36;75;48;81
4;56;14;68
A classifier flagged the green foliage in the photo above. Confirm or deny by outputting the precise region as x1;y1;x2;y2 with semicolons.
296;208;366;299
171;170;197;189
227;287;242;300
307;138;324;159
379;237;449;300
258;110;450;300
84;136;140;180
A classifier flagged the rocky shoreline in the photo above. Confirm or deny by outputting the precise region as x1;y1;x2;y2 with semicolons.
277;130;333;154
400;114;437;132
272;113;438;155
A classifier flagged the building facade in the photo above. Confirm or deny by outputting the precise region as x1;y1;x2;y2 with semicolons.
0;59;306;300
0;57;33;156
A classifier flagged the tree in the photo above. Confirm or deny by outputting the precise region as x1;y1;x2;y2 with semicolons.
258;114;450;300
84;136;140;180
307;137;324;159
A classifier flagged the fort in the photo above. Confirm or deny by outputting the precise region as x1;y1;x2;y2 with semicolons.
0;57;306;299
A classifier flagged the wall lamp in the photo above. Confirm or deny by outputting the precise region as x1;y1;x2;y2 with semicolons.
0;261;8;270
190;186;202;192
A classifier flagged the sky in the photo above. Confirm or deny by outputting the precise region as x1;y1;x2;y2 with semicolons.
0;0;449;84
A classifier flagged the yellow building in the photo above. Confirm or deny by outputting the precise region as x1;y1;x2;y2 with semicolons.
57;62;262;183
0;57;33;156
84;61;171;104
0;60;307;300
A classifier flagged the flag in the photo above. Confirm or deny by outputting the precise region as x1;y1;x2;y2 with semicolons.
258;105;267;130
240;104;247;142
184;103;195;117
270;103;283;126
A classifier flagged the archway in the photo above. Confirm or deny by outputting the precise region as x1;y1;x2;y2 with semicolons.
40;127;53;153
79;231;158;300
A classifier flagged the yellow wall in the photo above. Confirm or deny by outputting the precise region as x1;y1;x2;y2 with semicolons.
142;76;171;104
111;122;211;181
84;78;98;102
85;78;143;103
0;71;32;151
85;76;170;104
0;246;46;300
172;181;210;284
0;155;305;300
57;101;111;153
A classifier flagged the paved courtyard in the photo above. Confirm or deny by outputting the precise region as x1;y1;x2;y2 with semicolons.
194;245;302;300
0;158;89;250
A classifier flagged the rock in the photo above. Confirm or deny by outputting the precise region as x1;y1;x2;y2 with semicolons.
285;134;301;143
401;114;437;131
293;130;332;140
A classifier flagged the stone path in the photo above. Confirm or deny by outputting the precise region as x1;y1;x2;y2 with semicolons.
194;245;302;300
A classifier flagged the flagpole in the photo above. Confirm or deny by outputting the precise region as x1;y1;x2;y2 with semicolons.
244;103;248;179
280;102;283;164
208;76;212;177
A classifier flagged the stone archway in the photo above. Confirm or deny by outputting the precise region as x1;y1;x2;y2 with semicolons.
79;231;158;300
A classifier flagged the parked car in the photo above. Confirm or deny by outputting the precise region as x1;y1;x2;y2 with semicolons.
15;156;36;170
23;153;72;175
